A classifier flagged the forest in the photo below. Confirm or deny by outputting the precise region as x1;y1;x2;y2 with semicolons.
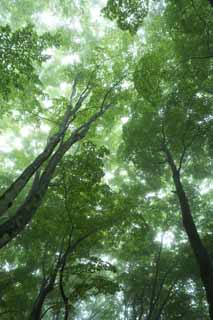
0;0;212;319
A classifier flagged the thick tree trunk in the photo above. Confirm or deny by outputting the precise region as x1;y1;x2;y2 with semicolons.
0;77;87;217
0;132;81;248
0;81;83;216
0;102;111;249
163;144;213;319
0;132;62;216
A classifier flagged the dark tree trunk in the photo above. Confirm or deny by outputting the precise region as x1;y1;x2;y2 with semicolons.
30;279;56;320
163;144;213;319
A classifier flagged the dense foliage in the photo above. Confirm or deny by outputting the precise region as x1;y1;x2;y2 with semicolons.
0;0;212;319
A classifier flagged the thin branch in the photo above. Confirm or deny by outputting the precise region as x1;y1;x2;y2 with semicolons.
152;262;175;310
138;292;145;320
41;305;55;319
177;143;188;173
99;74;126;110
154;280;177;320
147;238;163;320
59;258;69;320
30;113;60;125
186;55;213;60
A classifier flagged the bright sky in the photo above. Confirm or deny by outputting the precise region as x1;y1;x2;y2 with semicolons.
0;1;109;158
155;230;175;248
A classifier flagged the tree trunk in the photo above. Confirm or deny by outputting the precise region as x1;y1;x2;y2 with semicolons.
0;99;72;216
163;144;213;319
0;103;111;249
30;231;96;320
0;76;87;217
30;279;56;320
0;132;82;248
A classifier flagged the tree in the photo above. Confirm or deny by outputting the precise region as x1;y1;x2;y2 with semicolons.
122;3;213;317
0;142;121;319
0;0;212;319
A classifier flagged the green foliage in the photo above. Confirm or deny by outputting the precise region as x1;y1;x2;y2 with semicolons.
102;0;149;34
0;0;212;319
0;24;60;102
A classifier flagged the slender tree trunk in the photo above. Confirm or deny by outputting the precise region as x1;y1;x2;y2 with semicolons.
59;256;69;320
30;276;57;320
147;241;163;320
29;231;97;319
162;144;213;319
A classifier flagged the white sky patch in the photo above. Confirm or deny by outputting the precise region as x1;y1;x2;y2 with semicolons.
42;47;56;57
199;179;213;195
4;159;15;169
61;53;80;65
0;133;24;152
138;27;146;44
196;92;204;97
104;171;114;183
13;137;23;150
2;262;17;272
40;124;50;133
20;125;32;138
68;17;83;32
90;5;101;22
119;169;127;176
31;140;44;154
43;98;53;109
74;37;81;44
155;231;175;248
186;279;196;295
96;125;104;133
100;254;117;265
121;116;129;124
34;11;68;29
156;189;167;199
128;43;139;58
11;110;21;118
32;269;40;276
60;82;70;93
121;80;131;90
0;134;13;152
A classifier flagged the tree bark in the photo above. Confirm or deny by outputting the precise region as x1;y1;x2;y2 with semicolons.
0;101;111;248
0;76;86;217
30;279;56;320
162;144;213;319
